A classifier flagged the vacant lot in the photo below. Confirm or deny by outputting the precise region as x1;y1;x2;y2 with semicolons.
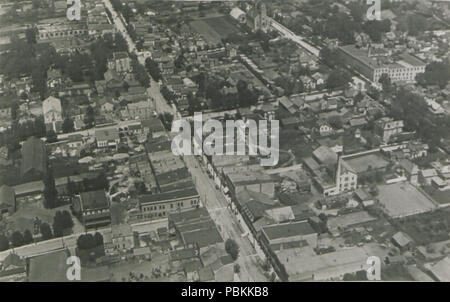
189;16;239;44
392;209;450;245
377;183;437;218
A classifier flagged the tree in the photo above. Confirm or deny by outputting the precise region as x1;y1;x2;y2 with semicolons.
11;231;24;247
23;229;34;244
158;112;174;131
62;117;75;133
131;55;150;87
43;167;58;209
46;129;58;143
225;239;239;261
326;68;352;90
25;27;38;44
378;73;392;93
53;210;74;237
0;234;9;251
40;223;53;240
84;105;95;128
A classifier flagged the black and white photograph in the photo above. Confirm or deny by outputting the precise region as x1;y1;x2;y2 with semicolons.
0;0;449;287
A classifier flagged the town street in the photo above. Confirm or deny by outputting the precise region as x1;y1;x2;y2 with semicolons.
103;0;267;282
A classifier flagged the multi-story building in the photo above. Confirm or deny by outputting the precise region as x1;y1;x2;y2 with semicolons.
74;190;111;229
338;45;425;83
37;22;88;41
138;187;200;220
374;117;404;143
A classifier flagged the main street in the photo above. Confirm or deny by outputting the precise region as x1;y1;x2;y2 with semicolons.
103;0;267;281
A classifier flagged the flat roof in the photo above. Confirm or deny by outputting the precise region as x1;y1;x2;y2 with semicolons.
139;187;199;204
262;221;316;241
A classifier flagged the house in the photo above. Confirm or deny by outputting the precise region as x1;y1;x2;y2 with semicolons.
419;168;438;185
398;159;419;184
20;137;47;182
95;127;120;149
107;52;131;74
374;117;404;143
73;190;111;229
0;185;16;215
42;96;63;133
391;231;413;251
317;120;333;136
141;118;165;138
127;101;153;120
311;72;326;86
230;7;247;24
104;224;135;254
300;75;316;91
47;69;63;89
98;98;115;113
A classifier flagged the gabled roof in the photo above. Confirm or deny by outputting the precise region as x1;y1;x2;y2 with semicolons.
20;137;47;178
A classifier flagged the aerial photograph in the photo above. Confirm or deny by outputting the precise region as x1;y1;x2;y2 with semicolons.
0;0;449;286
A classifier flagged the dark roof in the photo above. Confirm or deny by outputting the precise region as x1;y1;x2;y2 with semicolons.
139;187;199;204
182;228;223;248
169;207;210;225
80;190;109;210
169;248;198;262
262;221;316;241
20;137;47;178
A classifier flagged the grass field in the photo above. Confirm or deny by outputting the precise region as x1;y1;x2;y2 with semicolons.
393;209;450;245
189;16;239;44
378;183;437;218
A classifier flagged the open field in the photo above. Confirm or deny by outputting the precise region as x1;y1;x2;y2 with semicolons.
189;16;239;44
392;209;450;245
377;183;437;218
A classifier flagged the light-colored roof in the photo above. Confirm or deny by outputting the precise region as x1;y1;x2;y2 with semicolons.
42;96;62;115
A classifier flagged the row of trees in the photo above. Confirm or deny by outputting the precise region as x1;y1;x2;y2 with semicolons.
0;221;54;251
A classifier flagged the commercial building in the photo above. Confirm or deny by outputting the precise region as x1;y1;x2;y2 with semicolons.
338;45;425;83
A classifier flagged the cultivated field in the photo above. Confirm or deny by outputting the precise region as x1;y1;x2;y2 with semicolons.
377;183;437;218
189;16;239;44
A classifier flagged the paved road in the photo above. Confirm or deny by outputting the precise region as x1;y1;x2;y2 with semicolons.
185;155;267;282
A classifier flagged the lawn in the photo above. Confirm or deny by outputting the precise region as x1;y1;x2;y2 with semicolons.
392;209;450;245
279;128;316;160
